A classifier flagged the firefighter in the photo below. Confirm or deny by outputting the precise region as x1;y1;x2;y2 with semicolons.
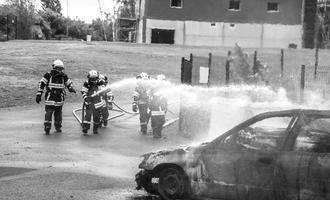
81;70;104;135
36;59;76;135
98;74;114;127
149;74;167;138
132;72;150;135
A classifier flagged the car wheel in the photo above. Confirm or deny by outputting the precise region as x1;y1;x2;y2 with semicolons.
158;167;190;200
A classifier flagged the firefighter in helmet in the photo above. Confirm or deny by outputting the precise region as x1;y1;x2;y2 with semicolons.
149;74;167;138
98;74;114;127
36;59;76;135
132;72;150;134
81;70;104;135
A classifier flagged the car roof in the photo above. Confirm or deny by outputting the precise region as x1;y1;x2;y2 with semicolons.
209;109;330;146
257;109;330;117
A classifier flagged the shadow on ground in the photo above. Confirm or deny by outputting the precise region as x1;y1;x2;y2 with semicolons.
0;167;36;178
126;195;160;200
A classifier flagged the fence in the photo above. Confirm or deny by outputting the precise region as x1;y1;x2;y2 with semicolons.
298;64;330;102
181;53;227;87
181;49;330;102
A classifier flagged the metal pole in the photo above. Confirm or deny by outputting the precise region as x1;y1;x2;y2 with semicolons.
225;50;231;86
314;44;319;80
253;50;257;75
280;49;284;78
208;52;212;87
181;57;184;84
300;65;305;104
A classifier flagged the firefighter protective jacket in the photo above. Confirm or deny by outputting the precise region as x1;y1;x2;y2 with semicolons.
133;82;150;105
99;74;114;104
37;70;73;107
149;91;167;117
81;80;105;109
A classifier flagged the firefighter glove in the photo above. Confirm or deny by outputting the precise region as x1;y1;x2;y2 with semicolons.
108;102;113;110
85;96;92;103
132;103;138;112
68;87;76;93
36;95;41;104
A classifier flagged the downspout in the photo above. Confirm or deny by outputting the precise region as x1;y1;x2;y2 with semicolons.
301;0;306;48
142;0;149;43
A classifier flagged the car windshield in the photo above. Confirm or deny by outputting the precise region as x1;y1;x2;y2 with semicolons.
219;116;292;151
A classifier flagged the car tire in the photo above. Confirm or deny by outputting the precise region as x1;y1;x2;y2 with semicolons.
158;167;190;200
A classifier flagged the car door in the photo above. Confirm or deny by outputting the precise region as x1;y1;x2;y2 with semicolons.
199;141;242;200
234;115;294;200
291;115;330;200
200;113;295;200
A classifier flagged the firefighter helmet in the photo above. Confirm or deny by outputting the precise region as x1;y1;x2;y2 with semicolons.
87;70;99;83
136;72;150;80
52;59;64;71
99;74;108;85
156;74;166;81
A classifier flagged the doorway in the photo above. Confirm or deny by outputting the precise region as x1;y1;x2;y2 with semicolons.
151;29;175;44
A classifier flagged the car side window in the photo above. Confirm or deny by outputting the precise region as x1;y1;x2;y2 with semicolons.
294;118;330;153
224;117;292;151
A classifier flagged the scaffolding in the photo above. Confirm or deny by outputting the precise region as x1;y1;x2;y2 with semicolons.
0;14;17;41
116;17;137;42
317;0;330;47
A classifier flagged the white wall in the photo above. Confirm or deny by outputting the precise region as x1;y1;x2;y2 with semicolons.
185;21;223;46
263;24;302;48
141;19;303;48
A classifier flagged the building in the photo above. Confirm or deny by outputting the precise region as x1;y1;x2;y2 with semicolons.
135;0;318;48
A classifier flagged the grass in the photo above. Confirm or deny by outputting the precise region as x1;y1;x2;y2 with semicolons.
0;40;330;108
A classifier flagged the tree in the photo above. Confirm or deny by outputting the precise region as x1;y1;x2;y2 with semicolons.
91;18;112;41
39;0;65;38
40;0;62;14
3;0;39;39
68;19;89;40
116;0;135;18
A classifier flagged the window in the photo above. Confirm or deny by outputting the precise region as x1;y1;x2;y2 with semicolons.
229;0;240;11
267;2;279;12
170;0;182;8
224;117;292;151
294;118;330;153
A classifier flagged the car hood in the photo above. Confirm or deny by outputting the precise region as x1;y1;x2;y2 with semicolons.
138;142;208;170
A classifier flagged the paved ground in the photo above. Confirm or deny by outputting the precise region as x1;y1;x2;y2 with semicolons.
0;102;189;200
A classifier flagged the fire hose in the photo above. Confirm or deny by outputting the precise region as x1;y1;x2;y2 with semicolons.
72;87;178;128
72;101;138;126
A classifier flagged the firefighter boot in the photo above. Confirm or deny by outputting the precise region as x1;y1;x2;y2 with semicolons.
82;123;90;136
141;124;147;135
54;122;62;133
152;128;160;138
93;124;99;134
103;119;108;127
44;122;51;135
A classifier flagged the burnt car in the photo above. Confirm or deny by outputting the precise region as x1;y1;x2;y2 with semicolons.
135;109;330;200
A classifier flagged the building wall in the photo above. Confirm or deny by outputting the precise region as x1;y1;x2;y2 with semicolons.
136;19;144;43
146;19;302;48
145;0;303;25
